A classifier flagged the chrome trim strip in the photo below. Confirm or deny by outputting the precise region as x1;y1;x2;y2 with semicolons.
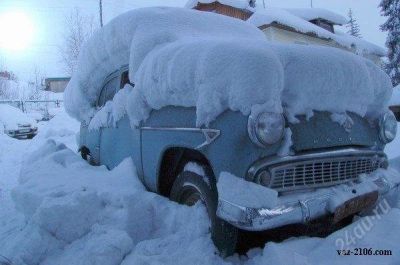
140;127;220;149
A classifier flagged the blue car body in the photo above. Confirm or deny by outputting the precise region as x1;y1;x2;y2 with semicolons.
79;66;397;232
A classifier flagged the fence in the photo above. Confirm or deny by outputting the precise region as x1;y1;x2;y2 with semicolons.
0;100;64;113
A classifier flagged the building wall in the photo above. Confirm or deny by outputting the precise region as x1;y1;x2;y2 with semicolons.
48;80;69;93
261;26;382;65
195;2;251;20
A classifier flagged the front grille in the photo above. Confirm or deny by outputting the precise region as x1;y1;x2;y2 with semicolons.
269;156;383;192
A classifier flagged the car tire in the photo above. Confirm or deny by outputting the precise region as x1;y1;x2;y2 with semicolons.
80;146;91;161
170;167;239;257
27;134;35;139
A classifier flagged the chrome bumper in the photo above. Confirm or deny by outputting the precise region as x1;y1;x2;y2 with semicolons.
6;129;37;138
217;169;400;231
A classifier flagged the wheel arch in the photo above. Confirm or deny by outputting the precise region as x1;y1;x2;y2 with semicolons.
78;145;91;160
157;146;215;197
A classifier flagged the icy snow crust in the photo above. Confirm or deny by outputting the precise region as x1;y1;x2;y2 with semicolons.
65;7;392;128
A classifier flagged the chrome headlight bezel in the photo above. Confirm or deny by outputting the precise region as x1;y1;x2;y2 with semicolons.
248;112;285;147
379;111;397;143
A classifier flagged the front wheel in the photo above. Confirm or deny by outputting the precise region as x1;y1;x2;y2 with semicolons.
170;168;239;257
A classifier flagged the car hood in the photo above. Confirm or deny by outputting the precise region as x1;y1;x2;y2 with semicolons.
288;111;380;152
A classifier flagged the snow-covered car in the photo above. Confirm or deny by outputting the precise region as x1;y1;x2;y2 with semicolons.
0;104;38;139
66;8;399;256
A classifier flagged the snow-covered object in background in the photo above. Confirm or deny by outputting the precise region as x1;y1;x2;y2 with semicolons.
389;84;400;106
285;8;347;25
248;7;386;56
65;7;392;129
185;0;252;9
0;104;36;131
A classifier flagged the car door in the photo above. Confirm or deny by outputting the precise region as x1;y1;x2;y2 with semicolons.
99;68;142;178
80;79;112;165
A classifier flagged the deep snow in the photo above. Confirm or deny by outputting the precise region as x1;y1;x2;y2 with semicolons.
65;7;392;130
0;108;400;265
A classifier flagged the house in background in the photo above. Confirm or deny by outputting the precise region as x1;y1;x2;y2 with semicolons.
44;77;70;93
186;0;386;64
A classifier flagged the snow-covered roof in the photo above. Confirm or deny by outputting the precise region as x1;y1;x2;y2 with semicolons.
390;85;400;106
65;7;392;128
185;0;251;10
285;8;347;25
247;7;386;57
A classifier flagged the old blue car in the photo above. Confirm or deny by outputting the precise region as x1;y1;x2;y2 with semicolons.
67;7;400;257
76;65;399;256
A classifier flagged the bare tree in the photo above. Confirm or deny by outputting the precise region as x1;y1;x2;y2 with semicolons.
26;66;45;100
59;8;95;75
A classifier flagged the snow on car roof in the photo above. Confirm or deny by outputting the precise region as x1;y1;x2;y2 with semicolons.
64;7;392;129
64;7;268;123
285;8;347;25
247;7;386;57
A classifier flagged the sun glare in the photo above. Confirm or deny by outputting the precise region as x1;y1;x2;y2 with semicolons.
0;11;34;51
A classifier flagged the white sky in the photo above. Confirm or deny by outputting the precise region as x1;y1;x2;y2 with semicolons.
0;0;387;81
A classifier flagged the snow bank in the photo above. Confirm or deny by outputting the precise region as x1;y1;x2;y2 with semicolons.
0;140;219;264
1;139;400;264
66;7;392;130
285;8;347;25
248;7;386;56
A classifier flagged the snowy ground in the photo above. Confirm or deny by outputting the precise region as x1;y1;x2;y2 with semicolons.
0;108;400;265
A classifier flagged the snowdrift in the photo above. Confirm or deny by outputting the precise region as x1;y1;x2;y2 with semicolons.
65;7;392;128
1;137;400;264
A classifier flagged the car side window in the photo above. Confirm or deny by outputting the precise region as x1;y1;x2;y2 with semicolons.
98;76;118;107
120;70;134;89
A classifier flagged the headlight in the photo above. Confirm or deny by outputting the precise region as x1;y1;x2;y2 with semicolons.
248;112;285;147
379;111;397;143
255;170;272;186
